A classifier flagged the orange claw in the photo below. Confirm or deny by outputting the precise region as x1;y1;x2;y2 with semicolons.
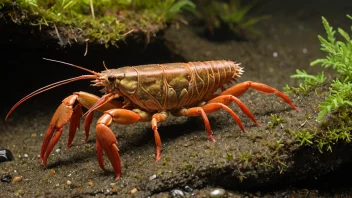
96;123;121;180
96;109;141;180
41;95;79;167
66;104;83;150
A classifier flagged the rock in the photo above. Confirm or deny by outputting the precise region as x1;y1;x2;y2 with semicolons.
210;188;226;198
1;174;12;183
0;149;14;162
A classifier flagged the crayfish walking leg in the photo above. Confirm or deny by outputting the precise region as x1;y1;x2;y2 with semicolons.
172;97;259;141
215;81;299;110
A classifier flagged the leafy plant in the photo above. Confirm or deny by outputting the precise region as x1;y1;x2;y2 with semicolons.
266;114;287;129
311;15;352;120
294;130;314;146
311;16;352;80
284;69;326;95
286;15;352;120
193;0;269;39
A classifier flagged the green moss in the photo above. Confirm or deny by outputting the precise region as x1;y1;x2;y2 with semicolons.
315;109;352;153
225;152;234;161
237;174;247;183
183;161;194;170
293;129;315;146
268;138;284;151
2;0;195;47
238;151;253;165
266;114;287;129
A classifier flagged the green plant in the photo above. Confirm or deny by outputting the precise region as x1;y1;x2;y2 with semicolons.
311;16;352;79
132;0;195;22
316;125;352;153
238;151;253;165
266;114;287;129
294;130;314;146
193;0;269;38
310;15;352;120
285;15;352;120
284;70;326;95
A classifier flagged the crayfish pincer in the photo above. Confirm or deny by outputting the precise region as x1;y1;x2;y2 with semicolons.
5;58;298;180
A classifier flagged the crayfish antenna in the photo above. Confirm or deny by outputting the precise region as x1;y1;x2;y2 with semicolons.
43;58;100;76
5;75;97;120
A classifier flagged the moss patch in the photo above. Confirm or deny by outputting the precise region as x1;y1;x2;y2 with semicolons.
1;0;194;47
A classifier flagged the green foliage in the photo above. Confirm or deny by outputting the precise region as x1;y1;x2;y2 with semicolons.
284;69;326;95
193;0;269;38
311;16;352;80
311;15;352;120
3;0;194;47
317;79;352;120
238;151;253;165
286;15;352;120
131;0;195;22
266;114;287;129
294;130;315;146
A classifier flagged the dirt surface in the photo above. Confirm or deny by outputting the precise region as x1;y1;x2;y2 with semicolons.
1;0;352;197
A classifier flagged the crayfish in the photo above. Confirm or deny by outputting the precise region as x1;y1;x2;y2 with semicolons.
6;59;298;180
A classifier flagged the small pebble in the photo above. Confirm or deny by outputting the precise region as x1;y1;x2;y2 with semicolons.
67;180;72;185
210;188;226;198
49;169;55;175
88;180;94;186
1;174;12;183
131;188;137;194
12;176;23;183
184;186;193;192
111;187;118;193
23;154;28;158
55;149;61;153
273;52;278;57
0;149;14;162
170;189;185;198
149;174;157;181
302;48;308;54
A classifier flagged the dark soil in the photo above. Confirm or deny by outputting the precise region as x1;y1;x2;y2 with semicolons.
1;0;352;197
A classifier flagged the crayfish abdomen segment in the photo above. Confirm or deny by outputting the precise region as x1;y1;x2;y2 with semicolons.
119;60;242;111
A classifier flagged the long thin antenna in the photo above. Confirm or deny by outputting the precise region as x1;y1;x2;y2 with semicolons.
103;61;109;71
5;75;97;120
43;58;100;76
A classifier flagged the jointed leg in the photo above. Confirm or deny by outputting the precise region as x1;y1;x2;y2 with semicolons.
220;81;299;110
208;95;260;126
151;111;168;161
173;102;246;142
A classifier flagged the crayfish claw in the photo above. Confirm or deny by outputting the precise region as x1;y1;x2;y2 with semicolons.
66;104;83;150
43;128;64;167
96;123;122;180
84;111;94;142
40;95;77;167
96;138;105;170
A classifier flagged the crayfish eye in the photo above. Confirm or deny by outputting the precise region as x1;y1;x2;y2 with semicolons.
107;75;116;82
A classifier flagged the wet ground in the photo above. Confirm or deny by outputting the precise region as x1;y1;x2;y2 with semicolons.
1;0;352;197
